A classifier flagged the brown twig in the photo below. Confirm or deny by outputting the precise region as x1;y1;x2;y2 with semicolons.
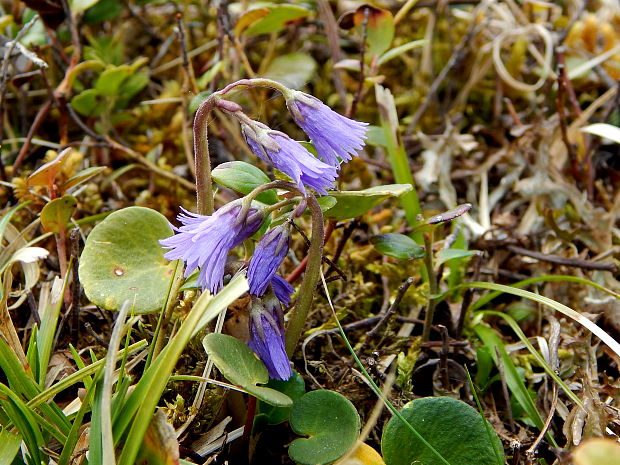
286;220;335;284
422;232;438;342
14;0;82;172
175;14;199;95
290;220;346;282
406;2;488;133
555;52;583;194
12;99;53;170
367;277;414;340
0;15;41;180
347;6;369;118
507;245;616;272
69;228;81;344
316;0;347;107
438;325;450;389
503;97;523;126
105;137;196;191
456;253;481;338
526;384;558;459
556;49;581;118
325;219;359;278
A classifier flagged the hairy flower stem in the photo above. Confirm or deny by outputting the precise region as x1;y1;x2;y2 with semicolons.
285;194;324;356
421;231;437;342
216;78;292;98
193;97;217;215
240;179;325;356
193;78;293;215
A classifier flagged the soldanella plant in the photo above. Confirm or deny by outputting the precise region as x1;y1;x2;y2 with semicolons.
161;78;368;380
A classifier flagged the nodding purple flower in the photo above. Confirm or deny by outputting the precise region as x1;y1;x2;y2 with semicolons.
242;120;337;196
271;274;294;307
160;203;263;294
285;91;368;168
248;294;291;380
247;225;290;298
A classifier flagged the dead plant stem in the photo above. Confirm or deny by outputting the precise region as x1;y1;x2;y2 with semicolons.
421;231;437;342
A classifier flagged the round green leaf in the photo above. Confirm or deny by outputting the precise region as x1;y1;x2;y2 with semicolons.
289;390;361;465
202;333;293;407
257;371;306;425
79;206;176;314
381;397;505;465
212;161;277;205
41;195;77;233
371;233;425;260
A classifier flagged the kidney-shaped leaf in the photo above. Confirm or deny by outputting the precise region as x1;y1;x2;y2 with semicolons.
202;333;292;407
79;206;176;314
212;161;277;205
289;390;361;465
257;370;306;425
323;184;412;220
381;397;504;465
371;233;424;260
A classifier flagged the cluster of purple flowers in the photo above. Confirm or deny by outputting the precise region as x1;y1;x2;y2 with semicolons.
161;91;367;380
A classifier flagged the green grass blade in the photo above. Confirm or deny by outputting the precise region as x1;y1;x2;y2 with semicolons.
464;368;505;465
0;202;30;253
479;310;583;408
0;338;71;436
374;85;421;235
0;428;22;465
57;370;101;465
0;384;45;465
115;274;249;465
464;281;620;358
469;275;620;312
474;324;555;446
68;344;93;390
26;340;147;409
319;271;452;465
101;301;131;464
37;276;68;387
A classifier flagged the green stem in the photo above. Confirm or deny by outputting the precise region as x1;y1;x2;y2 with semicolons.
239;179;321;356
285;194;324;356
192;78;296;216
193;96;217;215
421;231;437;342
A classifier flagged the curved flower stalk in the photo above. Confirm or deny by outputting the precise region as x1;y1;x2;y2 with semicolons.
159;203;263;294
248;294;291;380
285;90;368;168
240;118;337;196
247;224;290;297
